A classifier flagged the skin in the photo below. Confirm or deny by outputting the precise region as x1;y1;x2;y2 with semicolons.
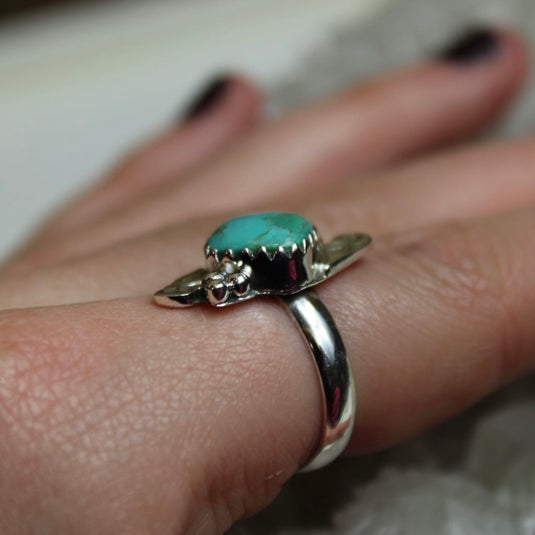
0;28;534;535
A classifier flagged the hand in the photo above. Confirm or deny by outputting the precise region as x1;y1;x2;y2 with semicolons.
0;28;533;534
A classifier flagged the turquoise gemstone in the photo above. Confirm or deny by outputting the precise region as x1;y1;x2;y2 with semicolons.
207;212;314;254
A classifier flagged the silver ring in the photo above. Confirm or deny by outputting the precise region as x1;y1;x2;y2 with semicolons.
153;212;371;471
283;289;355;471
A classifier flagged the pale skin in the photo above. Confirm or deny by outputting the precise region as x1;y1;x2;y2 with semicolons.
1;28;534;534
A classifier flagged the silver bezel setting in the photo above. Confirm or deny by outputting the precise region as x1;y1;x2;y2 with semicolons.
204;227;319;264
154;229;371;308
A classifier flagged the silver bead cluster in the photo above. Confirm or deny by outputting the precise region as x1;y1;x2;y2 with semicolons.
203;260;253;306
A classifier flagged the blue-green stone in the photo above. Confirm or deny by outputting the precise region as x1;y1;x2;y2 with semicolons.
207;212;314;254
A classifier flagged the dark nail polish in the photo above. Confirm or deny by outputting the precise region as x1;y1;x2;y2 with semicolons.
182;77;230;120
438;28;500;63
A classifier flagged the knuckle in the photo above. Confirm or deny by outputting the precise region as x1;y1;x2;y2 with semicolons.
384;219;523;385
389;221;507;313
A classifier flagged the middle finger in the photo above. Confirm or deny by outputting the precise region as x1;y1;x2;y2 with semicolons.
4;136;535;308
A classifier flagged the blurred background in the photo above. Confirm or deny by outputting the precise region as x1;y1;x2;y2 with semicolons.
0;0;386;260
5;0;535;263
3;1;535;533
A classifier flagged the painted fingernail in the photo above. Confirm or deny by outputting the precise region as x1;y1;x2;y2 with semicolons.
438;28;500;63
182;76;230;121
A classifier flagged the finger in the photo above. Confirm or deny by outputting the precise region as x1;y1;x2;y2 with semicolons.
144;28;528;215
2;207;535;531
6;134;535;290
332;208;535;451
41;75;262;236
21;28;526;267
298;136;535;238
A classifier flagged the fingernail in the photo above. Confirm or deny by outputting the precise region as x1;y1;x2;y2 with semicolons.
182;76;230;121
438;28;500;63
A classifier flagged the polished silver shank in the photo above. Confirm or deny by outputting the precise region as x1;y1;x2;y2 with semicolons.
283;289;355;472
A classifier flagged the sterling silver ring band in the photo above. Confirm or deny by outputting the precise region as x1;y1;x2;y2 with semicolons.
283;289;355;472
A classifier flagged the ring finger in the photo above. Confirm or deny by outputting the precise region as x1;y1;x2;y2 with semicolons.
2;204;535;531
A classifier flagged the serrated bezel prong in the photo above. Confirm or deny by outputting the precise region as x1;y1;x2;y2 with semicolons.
206;226;319;264
257;245;273;261
242;247;255;261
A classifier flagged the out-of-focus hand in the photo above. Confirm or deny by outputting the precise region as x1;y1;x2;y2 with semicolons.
0;28;533;534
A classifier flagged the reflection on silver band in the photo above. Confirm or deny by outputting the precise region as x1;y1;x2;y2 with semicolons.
283;289;355;472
